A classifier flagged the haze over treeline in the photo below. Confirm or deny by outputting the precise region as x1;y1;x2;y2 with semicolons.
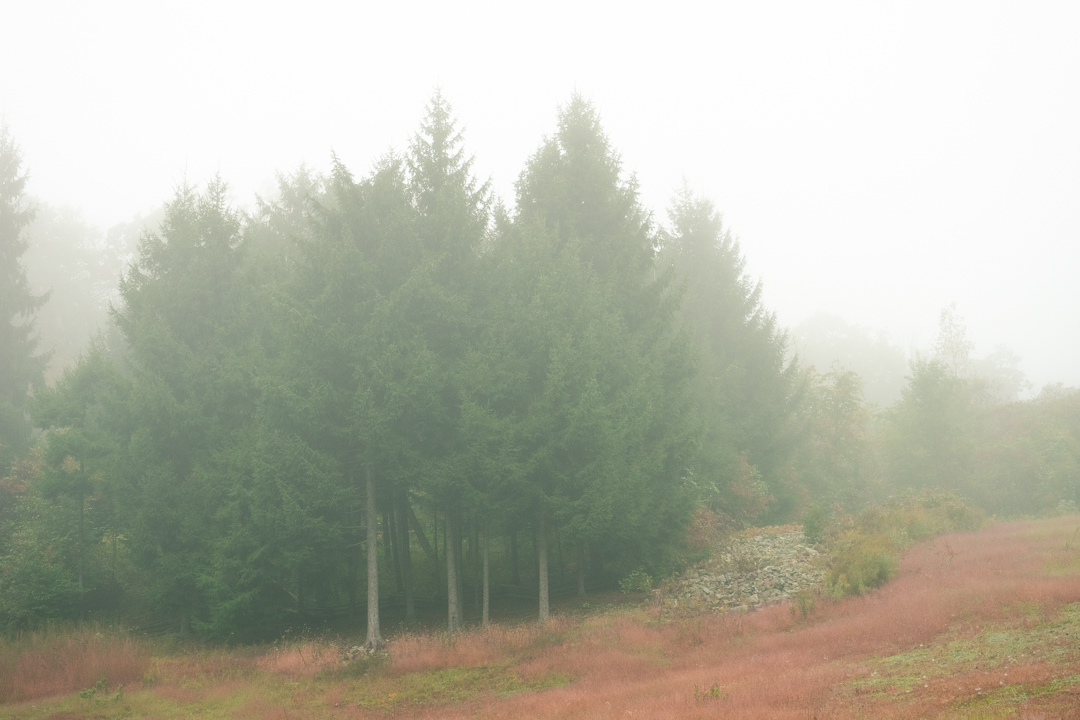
4;3;1078;394
1;96;1078;642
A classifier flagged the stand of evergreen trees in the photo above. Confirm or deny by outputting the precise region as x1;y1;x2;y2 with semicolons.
1;98;1077;639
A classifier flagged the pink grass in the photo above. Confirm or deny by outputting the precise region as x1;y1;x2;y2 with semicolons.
0;625;150;703
361;515;1080;719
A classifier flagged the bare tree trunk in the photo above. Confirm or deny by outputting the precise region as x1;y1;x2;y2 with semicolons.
398;492;415;625
78;490;85;622
384;508;395;592
348;541;358;621
404;494;436;563
482;521;490;628
577;541;586;597
349;503;361;622
455;507;464;621
433;506;441;589
393;503;407;594
470;516;480;615
112;531;120;622
538;506;549;625
365;465;382;649
446;502;461;632
509;525;520;585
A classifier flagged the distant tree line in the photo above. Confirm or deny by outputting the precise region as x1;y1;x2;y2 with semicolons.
1;99;1077;640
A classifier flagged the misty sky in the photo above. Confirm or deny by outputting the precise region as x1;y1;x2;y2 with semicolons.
3;1;1078;391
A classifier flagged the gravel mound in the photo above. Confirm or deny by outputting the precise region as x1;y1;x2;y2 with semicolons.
665;527;824;614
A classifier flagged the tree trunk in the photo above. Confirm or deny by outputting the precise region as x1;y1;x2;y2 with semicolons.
509;525;520;585
404;494;436;563
392;504;406;594
112;531;120;622
455;507;464;620
482;522;490;628
348;537;358;621
577;541;587;597
398;492;416;625
385;508;403;594
538;506;550;625
365;466;382;649
470;516;480;615
78;490;85;621
446;502;461;632
433;506;441;589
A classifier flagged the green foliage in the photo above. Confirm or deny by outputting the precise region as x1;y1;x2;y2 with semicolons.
823;529;899;598
881;357;983;498
0;124;50;473
16;94;1063;642
972;384;1080;516
791;312;908;407
693;682;725;702
880;307;1077;519
794;367;875;509
660;189;799;525
801;503;832;546
618;568;653;594
0;492;81;627
876;488;984;542
821;489;983;598
489;96;698;601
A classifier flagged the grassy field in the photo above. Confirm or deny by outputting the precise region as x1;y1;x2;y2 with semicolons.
3;515;1080;719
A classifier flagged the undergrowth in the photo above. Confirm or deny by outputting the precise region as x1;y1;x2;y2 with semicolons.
0;622;149;703
3;513;1080;719
819;488;985;598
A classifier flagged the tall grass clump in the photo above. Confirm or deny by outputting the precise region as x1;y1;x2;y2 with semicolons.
0;623;150;703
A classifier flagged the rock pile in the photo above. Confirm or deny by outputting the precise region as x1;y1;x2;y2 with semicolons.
664;527;824;614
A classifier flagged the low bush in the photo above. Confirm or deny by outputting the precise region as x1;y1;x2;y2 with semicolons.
619;568;653;594
823;529;899;598
821;488;984;598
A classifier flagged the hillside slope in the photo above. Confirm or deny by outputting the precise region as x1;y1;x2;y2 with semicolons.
4;516;1080;719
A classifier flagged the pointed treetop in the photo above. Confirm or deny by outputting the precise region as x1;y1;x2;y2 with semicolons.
407;90;489;216
515;94;654;288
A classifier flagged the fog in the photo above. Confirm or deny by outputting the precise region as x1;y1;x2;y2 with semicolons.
3;1;1077;390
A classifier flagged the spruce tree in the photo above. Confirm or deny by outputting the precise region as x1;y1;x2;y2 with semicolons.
0;124;49;473
505;98;696;621
662;190;798;522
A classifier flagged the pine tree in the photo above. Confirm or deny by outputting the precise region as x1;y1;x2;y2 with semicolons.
503;98;697;621
662;190;799;522
406;92;491;631
0;123;49;472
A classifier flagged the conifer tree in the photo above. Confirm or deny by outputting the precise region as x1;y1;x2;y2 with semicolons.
0;124;49;472
406;91;491;631
663;190;798;522
505;98;696;621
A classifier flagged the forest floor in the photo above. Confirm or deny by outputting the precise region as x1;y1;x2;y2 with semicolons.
4;515;1080;720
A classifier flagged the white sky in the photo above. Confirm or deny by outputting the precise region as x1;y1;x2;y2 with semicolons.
3;0;1078;390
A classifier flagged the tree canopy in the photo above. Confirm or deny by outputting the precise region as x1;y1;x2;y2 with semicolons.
2;95;1070;639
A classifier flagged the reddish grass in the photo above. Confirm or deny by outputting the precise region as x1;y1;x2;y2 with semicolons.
256;641;342;679
388;616;573;676
6;516;1080;718
361;515;1080;719
0;625;150;703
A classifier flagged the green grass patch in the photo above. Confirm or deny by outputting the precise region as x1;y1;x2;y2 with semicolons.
843;602;1080;716
353;664;571;711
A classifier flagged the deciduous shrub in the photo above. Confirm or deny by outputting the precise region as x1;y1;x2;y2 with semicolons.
619;568;653;594
823;529;899;598
822;489;983;598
